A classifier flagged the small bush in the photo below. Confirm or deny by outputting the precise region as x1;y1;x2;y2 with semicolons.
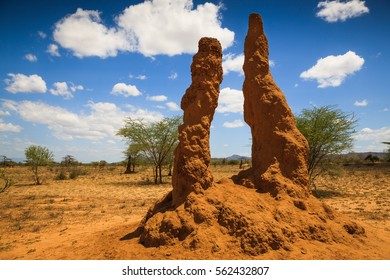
69;169;80;180
0;169;14;193
55;170;67;180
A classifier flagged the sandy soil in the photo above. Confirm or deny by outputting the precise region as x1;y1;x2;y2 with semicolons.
0;164;389;260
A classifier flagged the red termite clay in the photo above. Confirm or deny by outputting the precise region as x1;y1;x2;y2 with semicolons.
171;37;223;207
232;13;310;198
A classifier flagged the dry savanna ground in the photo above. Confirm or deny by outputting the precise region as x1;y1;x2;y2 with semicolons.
0;163;389;259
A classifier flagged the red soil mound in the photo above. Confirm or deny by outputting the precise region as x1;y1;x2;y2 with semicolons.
140;178;366;256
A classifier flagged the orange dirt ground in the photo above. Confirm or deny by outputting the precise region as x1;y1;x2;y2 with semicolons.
0;164;389;260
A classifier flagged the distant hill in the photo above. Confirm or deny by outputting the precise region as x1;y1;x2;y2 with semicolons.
211;154;251;161
212;152;388;162
226;154;251;161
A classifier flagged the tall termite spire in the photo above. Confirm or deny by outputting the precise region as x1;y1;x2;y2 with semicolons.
172;37;223;207
234;13;310;198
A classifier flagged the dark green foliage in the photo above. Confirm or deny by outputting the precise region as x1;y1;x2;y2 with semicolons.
117;116;181;184
55;170;67;180
364;154;379;164
61;155;78;167
69;169;80;179
25;145;55;185
296;105;357;183
228;160;240;165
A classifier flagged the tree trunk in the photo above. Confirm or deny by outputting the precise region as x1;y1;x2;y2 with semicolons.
33;166;41;185
158;164;162;184
125;155;132;174
154;166;158;184
132;163;135;173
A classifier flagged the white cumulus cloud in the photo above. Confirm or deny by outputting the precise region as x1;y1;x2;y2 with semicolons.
53;8;132;58
223;119;244;128
2;100;163;141
354;99;368;107
217;87;243;114
317;0;369;22
0;119;22;132
168;72;178;80
223;53;244;75
117;0;234;56
300;51;364;88
354;127;390;152
52;1;234;58
147;95;168;102
24;54;37;62
111;83;142;97
4;73;47;94
222;53;274;75
50;82;83;99
47;44;61;57
129;74;147;80
166;101;181;111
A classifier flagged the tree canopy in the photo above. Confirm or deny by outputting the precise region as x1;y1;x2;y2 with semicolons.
25;145;54;185
117;116;181;183
296;105;357;183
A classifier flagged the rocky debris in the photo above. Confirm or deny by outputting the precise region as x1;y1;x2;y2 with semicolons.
172;37;223;207
233;13;310;198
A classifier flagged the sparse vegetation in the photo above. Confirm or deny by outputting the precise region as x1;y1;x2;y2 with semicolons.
24;145;55;185
99;160;107;169
365;154;379;164
61;155;78;167
55;170;67;180
296;105;357;186
0;155;15;167
0;169;14;193
0;164;388;259
117;116;181;184
69;168;81;179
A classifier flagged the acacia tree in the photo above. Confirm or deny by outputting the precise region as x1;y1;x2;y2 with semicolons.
117;116;181;184
296;105;357;184
25;145;54;185
61;155;78;167
1;155;13;167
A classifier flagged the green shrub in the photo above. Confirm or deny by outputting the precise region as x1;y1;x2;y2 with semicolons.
0;169;14;193
55;170;67;180
69;169;80;180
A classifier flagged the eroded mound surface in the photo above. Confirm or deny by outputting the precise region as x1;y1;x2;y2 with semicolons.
233;13;309;198
131;13;369;258
140;179;365;256
172;37;223;207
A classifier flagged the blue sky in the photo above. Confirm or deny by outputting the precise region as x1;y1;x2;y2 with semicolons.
1;0;389;163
